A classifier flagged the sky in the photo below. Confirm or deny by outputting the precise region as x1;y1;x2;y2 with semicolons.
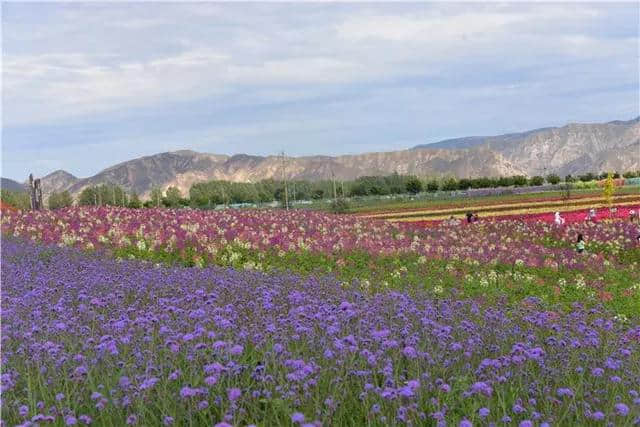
2;2;639;181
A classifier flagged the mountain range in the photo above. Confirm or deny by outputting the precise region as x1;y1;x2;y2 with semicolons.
3;117;639;200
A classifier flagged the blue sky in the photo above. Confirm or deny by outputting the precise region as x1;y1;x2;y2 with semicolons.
2;2;638;181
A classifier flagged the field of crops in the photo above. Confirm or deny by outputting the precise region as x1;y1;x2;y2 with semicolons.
2;204;640;426
359;194;640;223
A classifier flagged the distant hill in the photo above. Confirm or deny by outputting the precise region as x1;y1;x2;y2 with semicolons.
415;117;639;176
1;178;26;192
11;116;637;201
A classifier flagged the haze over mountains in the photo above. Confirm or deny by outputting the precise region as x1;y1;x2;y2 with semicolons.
4;117;639;200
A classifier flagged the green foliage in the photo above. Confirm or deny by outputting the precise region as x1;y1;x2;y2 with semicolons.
441;177;458;191
457;178;472;190
150;187;163;207
512;175;528;186
528;176;544;186
405;176;422;194
545;174;561;185
425;179;439;192
162;186;183;207
128;192;142;209
579;172;597;182
0;189;30;210
78;184;127;206
330;198;350;214
48;191;73;210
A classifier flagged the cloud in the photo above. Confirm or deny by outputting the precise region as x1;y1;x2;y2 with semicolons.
1;2;638;180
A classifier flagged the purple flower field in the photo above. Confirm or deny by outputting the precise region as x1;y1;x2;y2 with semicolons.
2;239;639;426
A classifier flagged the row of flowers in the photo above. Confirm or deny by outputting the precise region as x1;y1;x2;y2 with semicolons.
2;239;639;426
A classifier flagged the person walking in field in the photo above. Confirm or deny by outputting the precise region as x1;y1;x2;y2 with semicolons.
554;212;565;225
466;212;473;224
576;233;585;254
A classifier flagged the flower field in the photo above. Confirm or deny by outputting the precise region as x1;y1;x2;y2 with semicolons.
2;205;640;426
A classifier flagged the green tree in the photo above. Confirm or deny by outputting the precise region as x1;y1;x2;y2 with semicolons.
128;192;142;209
150;187;163;208
163;186;182;207
546;174;561;185
457;178;472;190
78;187;98;206
528;176;544;186
425;180;439;192
405;176;423;194
441;177;458;191
48;191;73;209
512;175;528;187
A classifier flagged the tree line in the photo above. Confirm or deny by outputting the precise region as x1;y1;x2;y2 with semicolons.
1;169;638;211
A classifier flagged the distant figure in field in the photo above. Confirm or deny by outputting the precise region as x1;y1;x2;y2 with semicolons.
629;209;637;223
554;212;565;225
466;212;473;224
576;233;585;253
472;213;479;223
589;208;597;221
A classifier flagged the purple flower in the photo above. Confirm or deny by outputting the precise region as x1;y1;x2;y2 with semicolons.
519;421;533;427
592;368;604;377
479;407;490;418
126;415;138;425
198;400;209;410
513;404;525;414
291;412;305;423
460;420;473;427
557;388;574;398
79;415;92;424
119;376;131;388
471;381;493;397
439;383;451;393
65;416;78;426
227;388;241;401
140;377;159;390
205;375;218;386
591;411;605;420
615;403;629;416
19;405;29;417
229;344;244;355
163;416;174;425
403;346;418;359
180;386;198;399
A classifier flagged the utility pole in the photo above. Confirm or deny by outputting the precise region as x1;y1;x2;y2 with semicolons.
281;151;289;210
341;181;345;198
331;170;337;200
